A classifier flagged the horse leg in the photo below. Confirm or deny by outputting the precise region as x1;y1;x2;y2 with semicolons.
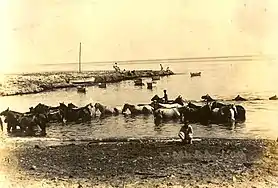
180;112;184;123
39;123;47;136
7;123;16;133
7;123;11;133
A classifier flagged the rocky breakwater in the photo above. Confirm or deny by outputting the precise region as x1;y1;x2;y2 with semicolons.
0;70;174;96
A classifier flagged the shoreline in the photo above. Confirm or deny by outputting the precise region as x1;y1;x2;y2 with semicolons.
0;69;174;97
2;137;278;187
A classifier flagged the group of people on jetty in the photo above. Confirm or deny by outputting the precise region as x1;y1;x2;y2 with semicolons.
0;90;251;144
113;62;171;74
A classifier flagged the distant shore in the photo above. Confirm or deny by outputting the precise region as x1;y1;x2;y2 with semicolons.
0;69;174;97
2;137;278;187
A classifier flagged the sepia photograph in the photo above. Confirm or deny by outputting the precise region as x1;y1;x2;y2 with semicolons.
0;0;278;187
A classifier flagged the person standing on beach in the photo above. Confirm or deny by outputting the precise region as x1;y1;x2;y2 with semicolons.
178;121;193;144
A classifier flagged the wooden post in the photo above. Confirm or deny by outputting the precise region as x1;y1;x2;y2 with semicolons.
79;42;81;73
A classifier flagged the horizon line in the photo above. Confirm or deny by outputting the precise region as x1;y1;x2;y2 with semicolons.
39;54;272;66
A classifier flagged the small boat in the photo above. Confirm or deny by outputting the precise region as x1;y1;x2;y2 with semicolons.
77;85;87;93
190;72;201;77
134;78;144;86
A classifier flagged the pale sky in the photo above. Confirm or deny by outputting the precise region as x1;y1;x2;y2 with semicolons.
1;0;278;72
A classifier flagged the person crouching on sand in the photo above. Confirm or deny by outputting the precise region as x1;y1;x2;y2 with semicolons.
178;120;193;144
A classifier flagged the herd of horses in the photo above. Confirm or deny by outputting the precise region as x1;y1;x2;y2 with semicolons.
0;94;248;137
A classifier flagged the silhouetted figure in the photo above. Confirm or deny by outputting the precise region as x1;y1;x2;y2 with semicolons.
233;95;247;101
113;62;121;72
178;121;193;144
201;94;215;102
160;64;164;71
163;90;168;103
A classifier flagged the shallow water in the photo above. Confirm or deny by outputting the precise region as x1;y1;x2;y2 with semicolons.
0;59;278;142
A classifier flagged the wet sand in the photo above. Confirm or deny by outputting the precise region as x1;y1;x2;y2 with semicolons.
1;137;278;187
0;70;174;96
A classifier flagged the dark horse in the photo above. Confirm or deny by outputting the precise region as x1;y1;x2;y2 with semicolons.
211;101;246;122
0;108;47;136
179;102;211;125
31;103;63;123
59;103;93;122
151;95;164;103
201;94;215;102
0;108;23;133
233;95;247;101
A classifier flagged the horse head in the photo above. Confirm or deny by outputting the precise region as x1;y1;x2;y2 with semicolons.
0;107;10;116
34;103;49;113
68;103;78;109
94;102;105;114
122;103;131;114
234;95;247;101
151;95;161;102
59;103;68;113
174;95;185;106
201;94;214;102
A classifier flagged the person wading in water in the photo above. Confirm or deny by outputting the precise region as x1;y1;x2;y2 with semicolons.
178;120;194;144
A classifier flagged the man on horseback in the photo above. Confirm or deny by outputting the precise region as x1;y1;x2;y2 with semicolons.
178;120;193;144
163;90;168;103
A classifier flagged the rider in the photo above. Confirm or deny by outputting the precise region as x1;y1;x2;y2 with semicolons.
163;90;168;103
178;120;193;144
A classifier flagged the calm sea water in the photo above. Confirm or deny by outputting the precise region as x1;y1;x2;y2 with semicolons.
0;59;278;141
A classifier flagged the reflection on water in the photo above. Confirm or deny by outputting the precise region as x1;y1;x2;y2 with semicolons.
0;60;278;141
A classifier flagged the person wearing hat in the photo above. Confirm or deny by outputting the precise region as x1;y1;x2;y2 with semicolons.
178;120;193;144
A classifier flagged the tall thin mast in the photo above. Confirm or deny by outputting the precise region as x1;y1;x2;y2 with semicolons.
79;42;82;72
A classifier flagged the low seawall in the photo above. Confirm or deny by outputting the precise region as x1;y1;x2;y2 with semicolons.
0;70;174;96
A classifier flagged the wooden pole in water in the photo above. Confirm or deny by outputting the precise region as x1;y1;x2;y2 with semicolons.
79;42;82;73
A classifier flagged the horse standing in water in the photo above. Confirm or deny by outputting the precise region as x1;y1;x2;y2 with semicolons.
94;102;120;117
0;108;47;136
122;103;153;116
0;108;23;133
31;103;63;124
59;103;94;122
153;107;180;124
211;101;246;123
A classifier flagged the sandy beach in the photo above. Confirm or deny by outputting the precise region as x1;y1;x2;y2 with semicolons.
1;137;278;188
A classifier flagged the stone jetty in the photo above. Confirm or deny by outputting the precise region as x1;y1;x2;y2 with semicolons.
0;69;174;96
